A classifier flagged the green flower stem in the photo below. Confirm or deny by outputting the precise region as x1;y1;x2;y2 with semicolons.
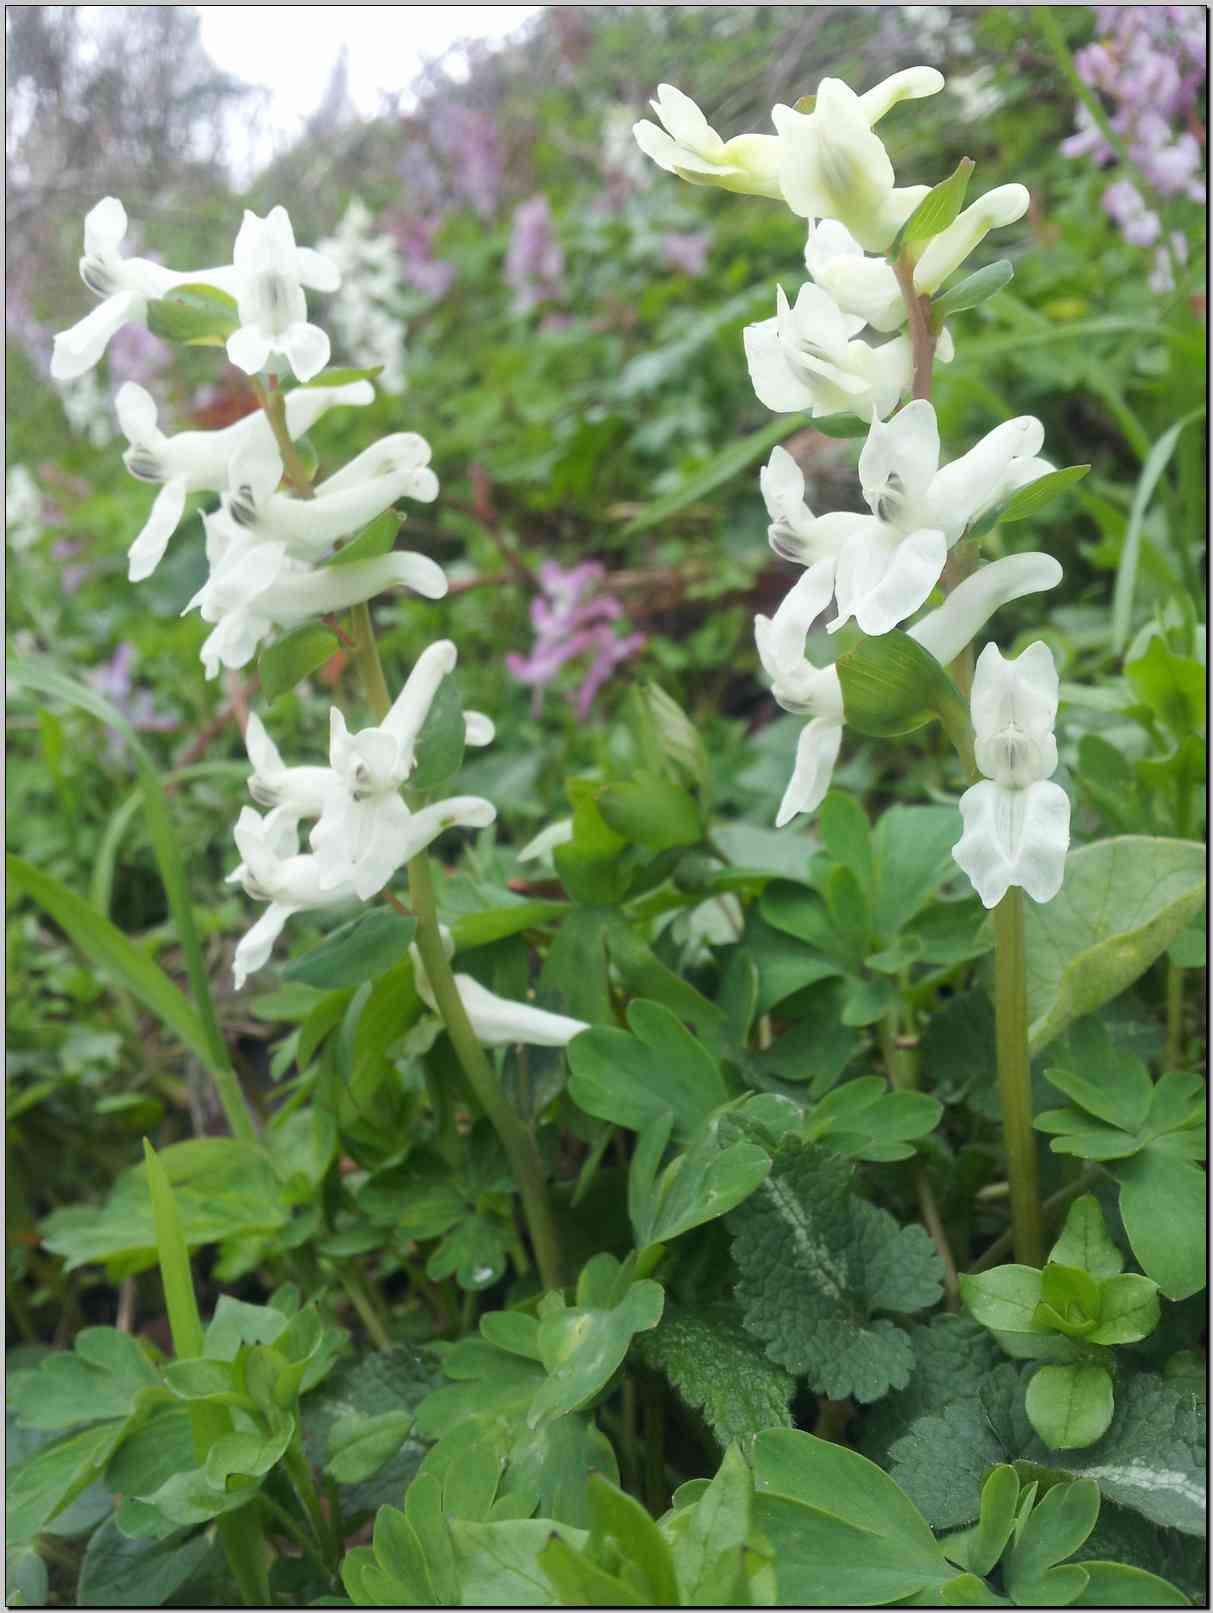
283;1426;340;1571
347;600;564;1294
253;376;317;497
893;250;937;402
991;887;1044;1266
143;1141;271;1605
330;1261;393;1350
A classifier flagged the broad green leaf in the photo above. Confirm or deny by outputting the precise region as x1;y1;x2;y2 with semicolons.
960;1266;1045;1336
819;791;875;895
41;1140;290;1275
530;1267;664;1426
327;1411;414;1485
967;1465;1021;1579
258;623;340;702
76;1515;213;1609
1048;1196;1123;1280
7;854;211;1067
567;999;726;1140
1125;636;1206;744
1072;1560;1189;1605
597;774;703;850
871;805;966;939
1025;1365;1114;1451
452;1518;585;1606
1088;1275;1160;1345
751;1429;951;1605
1024;838;1206;1053
449;900;568;951
1006;1479;1101;1600
1115;1152;1206;1301
327;510;402;569
931;259;1014;321
539;1532;644;1605
146;282;238;346
1043;1022;1153;1135
665;1443;756;1602
284;909;417;988
588;1475;680;1605
802;1078;942;1163
629;1111;769;1248
638;681;710;796
836;630;969;741
7;1422;124;1546
9;1328;159;1431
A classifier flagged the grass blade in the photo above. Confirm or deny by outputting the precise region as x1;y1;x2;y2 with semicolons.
1111;408;1206;653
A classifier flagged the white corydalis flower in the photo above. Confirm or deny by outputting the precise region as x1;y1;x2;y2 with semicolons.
224;432;438;559
757;553;1064;829
743;282;921;422
632;83;783;198
760;444;880;567
309;640;496;900
772;69;944;252
804;186;1031;331
229;805;359;990
828;400;1052;637
117;379;374;581
411;927;587;1048
753;559;846;826
953;642;1070;908
226;207;339;383
51;197;237;382
187;506;447;679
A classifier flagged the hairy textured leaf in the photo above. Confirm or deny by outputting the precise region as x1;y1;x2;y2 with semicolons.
1024;838;1206;1052
861;1315;1003;1463
636;1307;795;1446
729;1140;944;1402
76;1515;213;1608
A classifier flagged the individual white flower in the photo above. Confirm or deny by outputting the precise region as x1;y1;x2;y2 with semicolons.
6;466;43;551
308;640;496;900
117;378;374;581
743;283;919;421
187;506;447;679
228;805;359;990
828;400;1052;637
760;444;879;566
223;432;438;559
226;207;339;382
953;642;1070;907
803;185;1031;329
632;84;783;198
757;552;1063;829
772;69;944;252
411;926;588;1047
51;197;236;382
753;559;847;825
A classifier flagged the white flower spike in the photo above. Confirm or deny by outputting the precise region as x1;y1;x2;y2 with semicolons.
744;283;913;422
772;69;944;252
828;401;1052;637
227;207;339;382
632;84;783;198
117;379;374;581
411;928;588;1048
953;642;1070;908
51;197;236;382
229;806;359;990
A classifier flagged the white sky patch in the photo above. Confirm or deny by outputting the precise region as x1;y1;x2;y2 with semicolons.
196;5;541;177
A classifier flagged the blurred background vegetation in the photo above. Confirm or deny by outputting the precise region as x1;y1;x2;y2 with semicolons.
6;5;1206;1333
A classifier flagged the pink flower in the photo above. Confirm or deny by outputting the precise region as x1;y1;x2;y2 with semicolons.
506;560;644;716
505;197;565;313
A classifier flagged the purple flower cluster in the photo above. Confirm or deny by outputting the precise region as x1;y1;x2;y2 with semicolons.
506;560;646;719
659;231;712;277
431;103;505;219
1062;6;1206;287
504;196;566;313
86;642;178;758
388;213;456;300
